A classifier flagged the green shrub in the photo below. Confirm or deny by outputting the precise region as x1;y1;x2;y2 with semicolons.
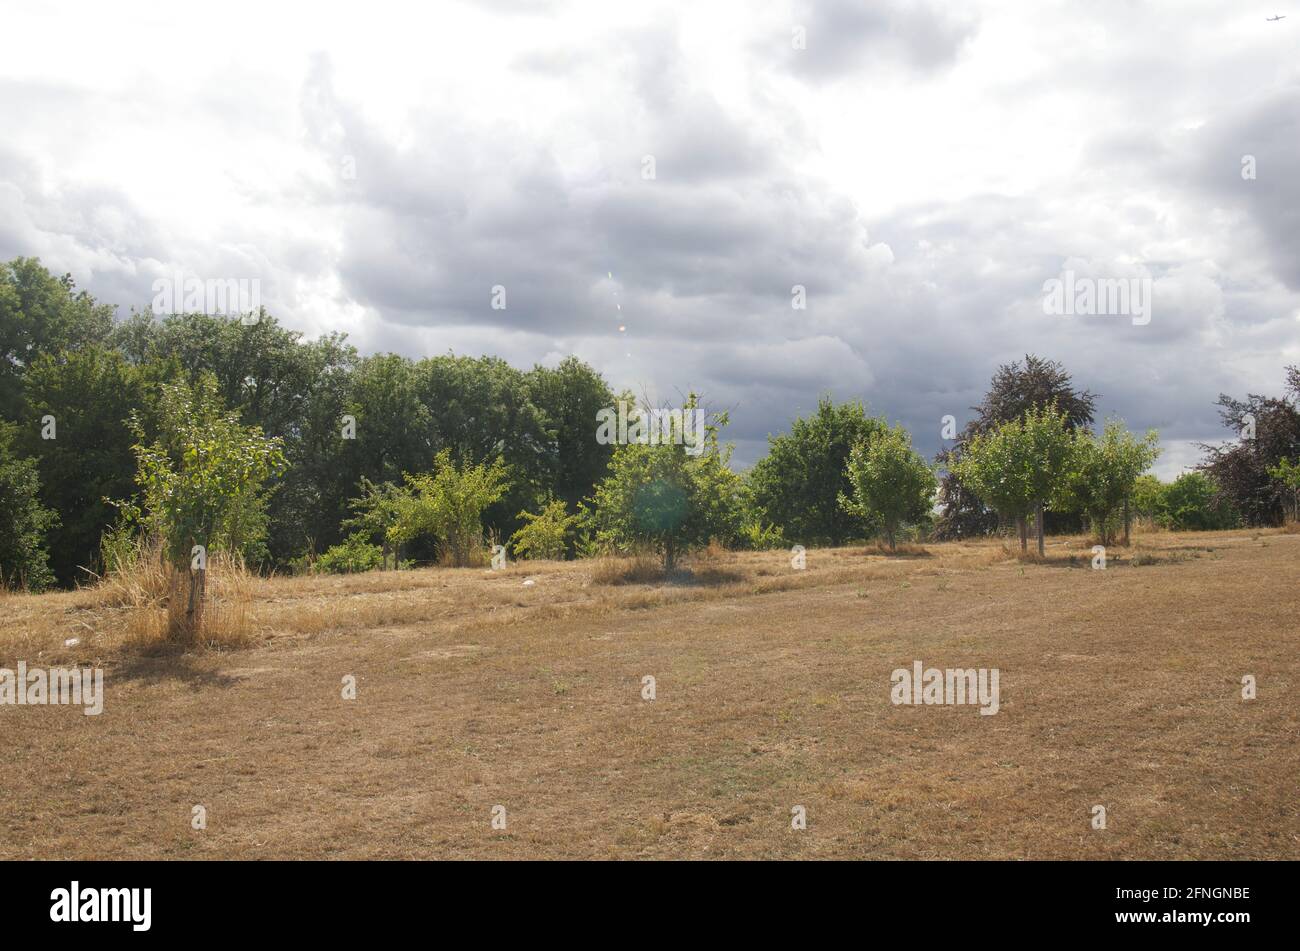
315;534;384;574
510;500;577;560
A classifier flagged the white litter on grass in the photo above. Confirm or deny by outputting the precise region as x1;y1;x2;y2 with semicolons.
522;579;535;586
64;637;80;648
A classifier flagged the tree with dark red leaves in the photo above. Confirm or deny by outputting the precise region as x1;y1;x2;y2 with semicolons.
1198;367;1300;526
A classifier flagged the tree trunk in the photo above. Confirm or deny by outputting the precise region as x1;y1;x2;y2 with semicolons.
888;529;897;552
1017;516;1028;552
1123;498;1131;547
185;566;206;638
382;541;390;571
663;537;675;572
1035;500;1045;556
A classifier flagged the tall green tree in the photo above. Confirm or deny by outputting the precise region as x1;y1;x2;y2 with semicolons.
526;356;616;515
19;346;145;582
951;418;1036;551
746;397;885;546
416;354;552;538
1;258;116;421
113;311;361;560
0;421;58;590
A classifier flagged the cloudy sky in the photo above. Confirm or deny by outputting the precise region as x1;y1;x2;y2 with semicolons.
2;0;1297;476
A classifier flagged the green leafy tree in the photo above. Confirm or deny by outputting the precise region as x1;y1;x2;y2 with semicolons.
19;346;145;582
1061;420;1161;545
1130;474;1168;525
509;499;579;560
526;356;616;516
114;310;362;562
126;376;287;635
588;398;743;570
416;354;551;538
839;424;937;551
746;397;886;546
1268;457;1300;522
1161;472;1239;530
341;478;411;569
1020;405;1077;554
390;450;511;567
955;405;1074;554
937;355;1097;539
0;421;58;590
1;258;115;421
951;420;1036;551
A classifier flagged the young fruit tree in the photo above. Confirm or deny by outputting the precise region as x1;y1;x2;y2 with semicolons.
954;404;1075;554
388;449;511;567
838;423;936;552
126;376;286;638
950;418;1036;551
1060;420;1161;545
1017;404;1077;555
588;398;742;571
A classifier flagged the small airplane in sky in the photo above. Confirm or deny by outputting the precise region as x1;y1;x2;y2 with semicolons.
1266;13;1287;20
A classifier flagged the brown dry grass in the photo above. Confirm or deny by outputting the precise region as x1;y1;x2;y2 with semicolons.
1;527;1296;859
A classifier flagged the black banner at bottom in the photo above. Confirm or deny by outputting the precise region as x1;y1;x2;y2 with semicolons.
3;859;1287;938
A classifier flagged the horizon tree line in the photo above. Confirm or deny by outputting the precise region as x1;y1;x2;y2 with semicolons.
3;257;1298;595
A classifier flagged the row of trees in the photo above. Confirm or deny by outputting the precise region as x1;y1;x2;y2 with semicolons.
3;257;1298;594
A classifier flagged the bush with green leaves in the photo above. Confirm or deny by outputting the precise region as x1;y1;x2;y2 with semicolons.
509;499;579;560
314;534;385;574
588;399;743;570
341;477;411;569
839;423;936;551
1161;472;1239;531
389;449;511;567
736;517;788;551
1131;473;1167;524
0;420;59;590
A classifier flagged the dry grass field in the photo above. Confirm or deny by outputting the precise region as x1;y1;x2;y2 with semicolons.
2;528;1297;860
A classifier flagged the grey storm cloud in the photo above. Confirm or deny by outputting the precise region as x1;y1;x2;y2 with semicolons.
1;2;1296;479
780;0;978;81
1185;83;1300;292
299;46;879;348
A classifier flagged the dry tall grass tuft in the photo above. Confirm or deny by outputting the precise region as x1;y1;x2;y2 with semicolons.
98;541;260;651
590;552;665;585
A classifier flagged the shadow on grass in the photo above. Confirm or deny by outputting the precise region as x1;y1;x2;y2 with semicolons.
110;646;244;690
667;567;747;586
863;544;933;559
